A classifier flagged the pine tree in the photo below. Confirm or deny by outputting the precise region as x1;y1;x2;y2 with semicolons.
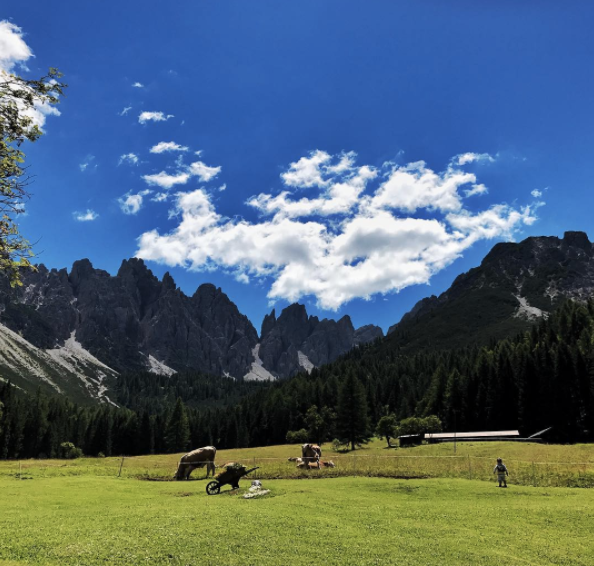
165;398;191;453
336;371;370;450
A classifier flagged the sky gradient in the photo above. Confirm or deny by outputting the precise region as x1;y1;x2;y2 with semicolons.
3;1;593;332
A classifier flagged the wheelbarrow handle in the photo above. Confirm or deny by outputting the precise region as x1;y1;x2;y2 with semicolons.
243;466;260;476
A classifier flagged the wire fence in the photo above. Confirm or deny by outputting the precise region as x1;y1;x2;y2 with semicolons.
2;454;594;488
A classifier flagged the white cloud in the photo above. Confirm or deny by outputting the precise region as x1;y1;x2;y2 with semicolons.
119;106;132;116
0;21;61;130
150;141;189;154
454;152;496;166
138;111;174;124
281;150;332;188
465;183;488;197
119;189;151;215
79;155;96;172
0;20;32;72
132;82;144;88
151;192;169;203
143;171;191;189
118;153;139;166
136;151;540;310
73;209;98;222
370;161;474;213
188;160;221;182
531;189;543;198
140;155;221;190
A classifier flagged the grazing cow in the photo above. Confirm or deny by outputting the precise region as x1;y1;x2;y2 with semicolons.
321;461;335;468
174;446;217;480
301;443;322;463
297;461;321;470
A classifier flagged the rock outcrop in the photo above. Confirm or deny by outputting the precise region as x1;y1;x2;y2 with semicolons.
388;231;594;350
257;303;384;378
3;258;259;378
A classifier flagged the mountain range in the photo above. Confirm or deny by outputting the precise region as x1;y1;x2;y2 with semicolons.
0;230;592;405
0;258;382;403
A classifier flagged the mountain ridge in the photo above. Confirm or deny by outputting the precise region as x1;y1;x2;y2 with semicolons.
0;258;383;399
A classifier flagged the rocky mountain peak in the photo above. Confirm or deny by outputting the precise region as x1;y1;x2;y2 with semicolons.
260;309;276;339
389;231;594;351
255;302;383;379
562;231;592;251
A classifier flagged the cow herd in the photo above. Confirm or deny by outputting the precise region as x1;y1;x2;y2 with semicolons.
173;443;335;480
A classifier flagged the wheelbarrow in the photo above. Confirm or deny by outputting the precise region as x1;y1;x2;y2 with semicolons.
206;463;260;495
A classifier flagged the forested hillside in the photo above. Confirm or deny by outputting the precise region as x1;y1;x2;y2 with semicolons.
1;299;593;459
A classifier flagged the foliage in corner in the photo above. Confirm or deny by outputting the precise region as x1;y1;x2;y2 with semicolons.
0;68;66;285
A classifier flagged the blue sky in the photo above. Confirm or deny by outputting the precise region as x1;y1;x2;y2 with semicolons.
3;1;593;333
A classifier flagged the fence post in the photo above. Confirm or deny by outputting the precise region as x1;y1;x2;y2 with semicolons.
118;457;125;478
532;462;536;487
468;455;472;480
18;461;21;479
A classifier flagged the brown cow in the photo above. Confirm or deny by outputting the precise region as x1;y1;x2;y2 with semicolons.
301;443;322;463
174;446;217;480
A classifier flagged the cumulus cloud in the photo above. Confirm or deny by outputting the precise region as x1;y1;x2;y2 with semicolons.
150;141;189;154
0;21;61;130
454;152;496;166
118;153;139;166
119;189;151;215
136;151;541;310
0;20;32;72
142;171;191;189
73;209;98;222
132;82;144;88
188;160;221;182
531;189;543;198
141;155;221;190
281;150;332;188
138;111;174;124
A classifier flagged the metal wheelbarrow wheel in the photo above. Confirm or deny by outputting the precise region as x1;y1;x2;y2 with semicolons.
206;481;221;495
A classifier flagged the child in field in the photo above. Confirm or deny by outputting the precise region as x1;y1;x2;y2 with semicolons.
493;458;509;487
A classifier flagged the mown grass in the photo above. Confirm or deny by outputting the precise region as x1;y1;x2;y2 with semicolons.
1;475;594;565
1;439;593;488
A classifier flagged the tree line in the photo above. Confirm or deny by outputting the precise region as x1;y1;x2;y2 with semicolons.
1;299;593;459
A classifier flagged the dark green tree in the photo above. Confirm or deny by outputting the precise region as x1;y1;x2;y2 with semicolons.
165;398;191;453
375;414;397;447
336;372;370;450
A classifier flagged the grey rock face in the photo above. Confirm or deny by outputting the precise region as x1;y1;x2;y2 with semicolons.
258;303;384;378
2;258;259;377
389;231;594;350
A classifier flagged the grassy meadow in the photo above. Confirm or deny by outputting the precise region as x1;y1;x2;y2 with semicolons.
1;439;593;488
1;475;594;565
1;441;594;565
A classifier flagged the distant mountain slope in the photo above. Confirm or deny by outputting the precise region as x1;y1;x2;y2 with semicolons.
254;303;383;379
0;322;118;405
387;231;594;351
0;258;259;383
0;258;384;400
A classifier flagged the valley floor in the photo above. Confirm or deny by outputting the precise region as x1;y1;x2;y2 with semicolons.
1;476;593;565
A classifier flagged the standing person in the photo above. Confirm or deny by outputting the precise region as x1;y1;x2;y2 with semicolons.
493;458;509;487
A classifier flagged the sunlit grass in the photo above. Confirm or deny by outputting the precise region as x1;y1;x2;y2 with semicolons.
1;476;593;565
1;439;593;488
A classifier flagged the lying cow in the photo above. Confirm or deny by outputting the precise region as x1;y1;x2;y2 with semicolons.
321;461;335;468
174;446;217;480
301;443;322;463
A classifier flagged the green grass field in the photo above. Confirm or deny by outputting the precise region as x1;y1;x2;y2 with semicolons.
1;475;593;565
1;441;593;564
2;439;593;488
